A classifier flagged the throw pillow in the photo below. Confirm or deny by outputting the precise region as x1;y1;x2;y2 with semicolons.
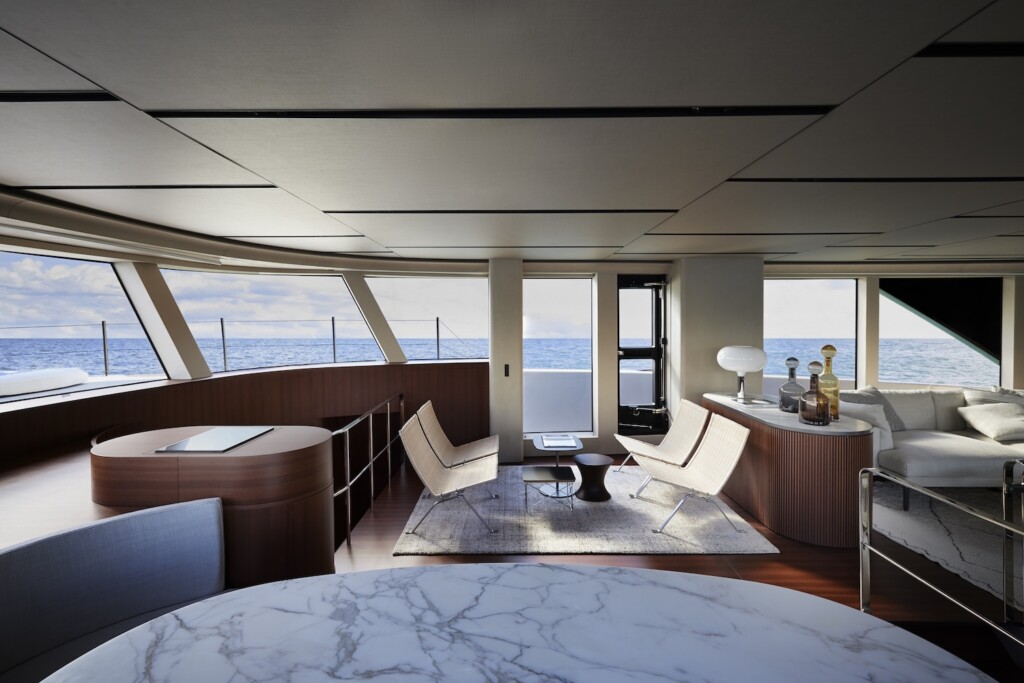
963;388;1024;407
839;386;906;431
958;402;1024;441
839;400;894;451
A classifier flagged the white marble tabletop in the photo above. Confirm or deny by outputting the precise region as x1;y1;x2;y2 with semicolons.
46;563;990;682
704;392;874;436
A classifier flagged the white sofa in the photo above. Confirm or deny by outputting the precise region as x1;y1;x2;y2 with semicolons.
842;387;1024;489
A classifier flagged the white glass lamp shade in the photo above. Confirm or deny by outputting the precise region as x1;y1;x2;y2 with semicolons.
717;346;768;399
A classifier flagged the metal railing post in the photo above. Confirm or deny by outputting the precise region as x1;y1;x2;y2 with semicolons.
332;316;337;363
220;317;228;371
368;413;375;509
344;430;352;545
386;398;392;483
436;316;440;359
101;320;109;376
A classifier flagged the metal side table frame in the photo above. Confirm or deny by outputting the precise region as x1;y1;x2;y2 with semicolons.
531;434;582;499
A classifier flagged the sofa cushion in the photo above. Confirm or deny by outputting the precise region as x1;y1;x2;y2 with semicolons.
840;386;906;431
958;402;1024;441
839;400;893;453
931;390;967;431
878;430;1020;487
880;390;937;431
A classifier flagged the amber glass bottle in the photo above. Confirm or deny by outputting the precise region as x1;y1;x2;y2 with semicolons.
819;344;840;421
799;361;831;426
778;356;805;413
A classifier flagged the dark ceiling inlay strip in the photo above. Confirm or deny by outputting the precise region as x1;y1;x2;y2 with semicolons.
0;91;118;102
650;232;881;236
917;42;1024;58
18;184;275;190
324;209;676;214
395;245;622;249
151;105;834;119
730;177;1024;183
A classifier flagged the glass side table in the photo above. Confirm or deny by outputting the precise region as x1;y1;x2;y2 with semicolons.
530;433;582;498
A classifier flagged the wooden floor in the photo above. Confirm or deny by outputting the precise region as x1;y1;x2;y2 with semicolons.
2;450;1021;681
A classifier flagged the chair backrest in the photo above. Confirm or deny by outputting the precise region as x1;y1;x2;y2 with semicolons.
683;413;750;496
416;400;458;464
657;399;710;465
399;414;450;496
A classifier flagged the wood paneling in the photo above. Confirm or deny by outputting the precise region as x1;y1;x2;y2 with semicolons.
706;399;873;548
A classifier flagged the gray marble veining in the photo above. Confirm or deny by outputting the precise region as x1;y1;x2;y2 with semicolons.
45;563;990;682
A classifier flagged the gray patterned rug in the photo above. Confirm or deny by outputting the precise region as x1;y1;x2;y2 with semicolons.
872;481;1023;609
393;465;779;555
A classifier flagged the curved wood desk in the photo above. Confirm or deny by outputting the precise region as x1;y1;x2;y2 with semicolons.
703;394;873;548
91;425;334;588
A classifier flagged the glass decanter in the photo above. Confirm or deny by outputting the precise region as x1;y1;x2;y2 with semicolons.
778;356;805;413
819;344;840;421
799;361;831;426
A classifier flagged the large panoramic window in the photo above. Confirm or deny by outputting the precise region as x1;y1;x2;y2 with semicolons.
523;277;593;433
161;270;381;371
763;279;857;386
0;250;164;398
366;277;488;361
879;294;999;387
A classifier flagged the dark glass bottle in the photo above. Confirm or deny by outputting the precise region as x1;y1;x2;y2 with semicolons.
778;356;805;413
819;344;840;421
799;361;831;426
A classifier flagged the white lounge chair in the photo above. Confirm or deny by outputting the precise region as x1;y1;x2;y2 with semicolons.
417;400;499;466
399;414;499;535
614;399;710;471
630;413;750;534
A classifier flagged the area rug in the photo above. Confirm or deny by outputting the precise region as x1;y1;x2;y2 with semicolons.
393;465;779;555
872;481;1023;609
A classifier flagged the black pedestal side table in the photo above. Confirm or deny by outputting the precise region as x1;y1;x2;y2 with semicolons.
573;453;614;502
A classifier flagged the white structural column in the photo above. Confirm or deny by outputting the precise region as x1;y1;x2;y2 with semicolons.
668;257;765;403
857;276;880;388
112;262;211;380
489;259;524;463
1002;276;1024;389
342;273;407;363
592;271;620;453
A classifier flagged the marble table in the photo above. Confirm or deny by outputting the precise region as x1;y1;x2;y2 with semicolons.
45;563;991;682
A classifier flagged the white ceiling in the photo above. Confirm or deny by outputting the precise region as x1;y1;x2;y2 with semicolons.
1;0;1023;265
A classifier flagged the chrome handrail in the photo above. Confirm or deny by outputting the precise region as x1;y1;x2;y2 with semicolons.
331;393;405;545
859;465;1024;650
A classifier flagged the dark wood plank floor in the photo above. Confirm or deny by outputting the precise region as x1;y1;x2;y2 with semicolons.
2;450;1021;681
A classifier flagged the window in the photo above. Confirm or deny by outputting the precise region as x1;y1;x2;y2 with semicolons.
618;275;667;434
0;251;164;397
365;277;488;360
161;270;380;371
523;278;593;433
879;294;999;387
763;279;857;385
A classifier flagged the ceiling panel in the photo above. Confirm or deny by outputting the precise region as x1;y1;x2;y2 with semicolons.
332;212;672;247
32;188;359;237
0;29;97;90
738;58;1024;178
898;236;1024;259
656;181;1024;234
839;217;1024;247
166;116;816;211
0;102;261;186
0;1;983;109
390;246;620;260
965;199;1024;217
233;235;389;253
767;246;924;262
940;0;1024;42
618;233;873;254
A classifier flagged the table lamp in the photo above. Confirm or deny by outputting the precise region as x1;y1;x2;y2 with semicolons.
717;345;768;402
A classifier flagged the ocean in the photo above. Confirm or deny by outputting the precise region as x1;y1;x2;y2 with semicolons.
0;337;1000;387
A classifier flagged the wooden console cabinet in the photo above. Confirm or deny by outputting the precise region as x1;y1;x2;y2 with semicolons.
91;425;334;588
704;395;873;548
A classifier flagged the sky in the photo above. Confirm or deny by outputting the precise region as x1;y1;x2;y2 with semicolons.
1;250;956;341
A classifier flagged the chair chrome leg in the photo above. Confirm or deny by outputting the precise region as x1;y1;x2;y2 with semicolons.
615;453;635;472
654;493;690;533
406;494;451;535
459;492;498;533
482;484;499;500
630;475;653;499
703;496;746;533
